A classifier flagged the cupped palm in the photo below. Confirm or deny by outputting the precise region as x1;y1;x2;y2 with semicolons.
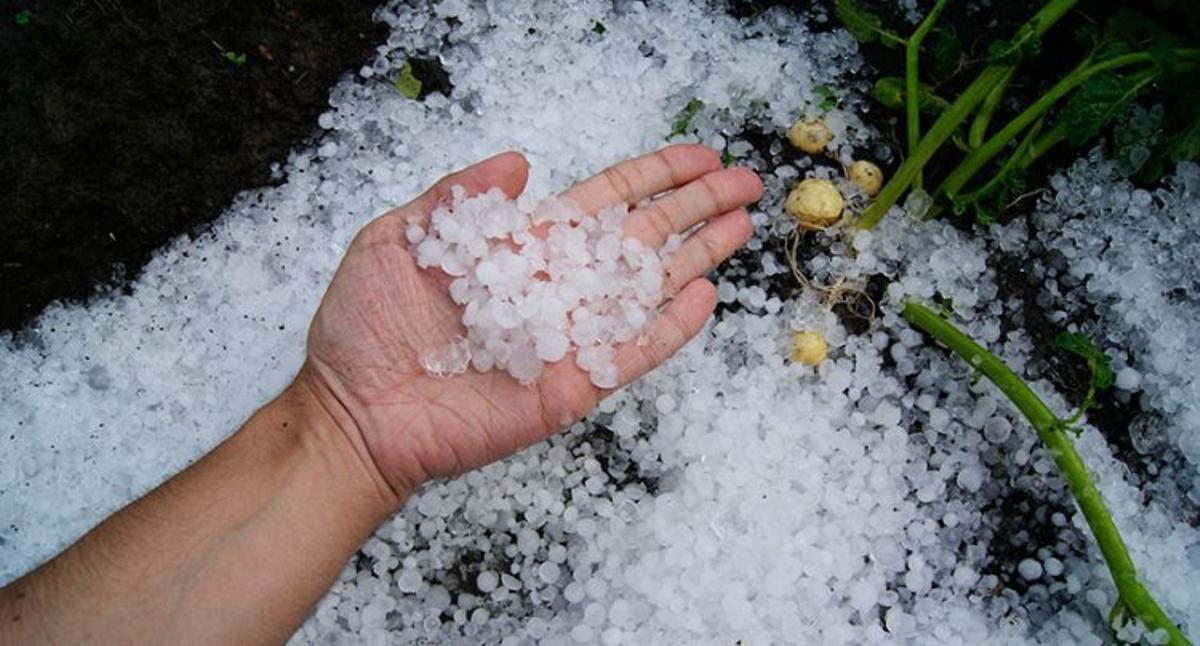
303;146;763;496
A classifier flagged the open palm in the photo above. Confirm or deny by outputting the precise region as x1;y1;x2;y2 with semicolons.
301;145;763;497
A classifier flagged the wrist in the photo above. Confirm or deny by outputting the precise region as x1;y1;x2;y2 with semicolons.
0;366;412;646
282;365;410;514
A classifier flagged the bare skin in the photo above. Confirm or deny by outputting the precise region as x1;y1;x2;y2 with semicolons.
0;144;762;645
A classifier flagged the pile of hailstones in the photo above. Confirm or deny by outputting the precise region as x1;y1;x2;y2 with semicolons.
407;186;673;388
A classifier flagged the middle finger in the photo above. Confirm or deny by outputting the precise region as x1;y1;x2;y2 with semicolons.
623;166;763;248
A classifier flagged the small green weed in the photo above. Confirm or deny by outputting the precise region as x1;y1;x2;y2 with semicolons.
667;98;704;139
394;61;422;100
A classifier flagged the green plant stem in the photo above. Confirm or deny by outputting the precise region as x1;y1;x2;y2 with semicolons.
1025;121;1066;163
952;120;1064;211
857;0;1079;229
955;118;1046;208
1064;384;1096;427
938;50;1200;201
901;301;1190;646
906;0;951;189
857;66;1015;227
969;66;1015;148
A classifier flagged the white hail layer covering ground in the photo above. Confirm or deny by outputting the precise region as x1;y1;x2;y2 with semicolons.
1033;152;1200;477
1;0;1198;644
411;187;668;387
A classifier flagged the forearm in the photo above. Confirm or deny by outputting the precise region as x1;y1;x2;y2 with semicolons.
0;368;403;645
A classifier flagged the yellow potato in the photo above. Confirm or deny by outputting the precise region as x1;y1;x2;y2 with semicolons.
787;119;833;155
790;330;828;366
848;160;884;197
786;178;845;230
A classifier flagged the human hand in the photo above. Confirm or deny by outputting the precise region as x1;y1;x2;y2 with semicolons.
298;145;763;500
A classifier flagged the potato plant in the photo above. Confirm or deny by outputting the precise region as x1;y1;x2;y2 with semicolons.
839;0;1200;227
902;301;1188;645
831;1;1200;641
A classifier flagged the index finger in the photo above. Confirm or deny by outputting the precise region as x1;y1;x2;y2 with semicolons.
559;144;722;214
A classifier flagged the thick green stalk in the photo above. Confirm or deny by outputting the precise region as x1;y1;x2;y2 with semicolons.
938;51;1199;201
906;0;951;189
857;66;1012;227
968;66;1015;148
857;0;1079;229
902;301;1190;646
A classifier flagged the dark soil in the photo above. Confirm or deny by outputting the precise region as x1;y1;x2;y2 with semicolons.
0;0;387;332
990;252;1143;466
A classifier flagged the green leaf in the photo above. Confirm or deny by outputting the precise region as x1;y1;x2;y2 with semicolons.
1167;113;1200;163
1114;104;1163;176
814;84;839;112
986;32;1042;66
394;61;422;100
1093;38;1132;63
224;51;247;66
835;0;903;48
986;20;1044;66
872;77;905;110
1106;10;1178;51
871;77;949;113
1059;72;1139;147
1138;93;1200;181
15;8;31;25
1007;169;1028;196
1105;10;1182;73
1074;24;1100;48
931;29;962;79
1149;0;1200;36
721;150;734;167
985;40;1012;64
974;207;997;226
835;0;881;43
1055;333;1115;390
667;98;704;139
1150;43;1180;76
592;21;606;35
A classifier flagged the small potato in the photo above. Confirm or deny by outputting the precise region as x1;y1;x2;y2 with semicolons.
847;160;884;197
790;331;828;366
787;119;833;155
786;178;845;230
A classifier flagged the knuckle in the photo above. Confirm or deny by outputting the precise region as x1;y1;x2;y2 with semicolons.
699;231;725;266
654;149;684;187
603;166;636;203
666;308;692;342
646;202;677;241
639;342;669;370
699;173;727;207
